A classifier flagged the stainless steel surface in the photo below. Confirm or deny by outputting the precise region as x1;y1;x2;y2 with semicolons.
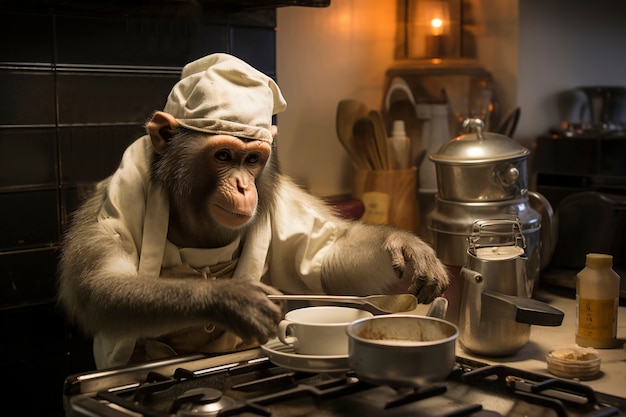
528;190;557;270
64;342;626;417
62;288;626;417
429;118;530;202
457;219;564;357
426;117;557;291
428;196;543;292
346;315;458;387
268;293;418;314
66;356;626;417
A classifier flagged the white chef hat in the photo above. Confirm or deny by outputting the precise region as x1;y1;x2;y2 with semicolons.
163;53;287;143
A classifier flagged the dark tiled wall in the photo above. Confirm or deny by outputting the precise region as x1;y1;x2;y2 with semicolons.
0;4;277;415
0;7;276;305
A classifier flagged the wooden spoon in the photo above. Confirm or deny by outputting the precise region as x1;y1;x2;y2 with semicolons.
336;99;369;168
352;117;380;170
368;110;395;169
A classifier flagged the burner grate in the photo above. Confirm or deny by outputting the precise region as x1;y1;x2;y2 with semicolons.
65;355;626;417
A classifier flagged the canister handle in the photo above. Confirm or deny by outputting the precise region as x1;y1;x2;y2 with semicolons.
468;217;526;251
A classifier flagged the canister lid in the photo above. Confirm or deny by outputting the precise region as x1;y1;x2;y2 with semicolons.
430;118;529;165
475;246;525;260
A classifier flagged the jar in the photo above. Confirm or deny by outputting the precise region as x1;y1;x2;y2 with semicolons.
576;253;620;348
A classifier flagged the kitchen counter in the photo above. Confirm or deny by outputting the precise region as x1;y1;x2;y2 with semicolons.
436;285;626;399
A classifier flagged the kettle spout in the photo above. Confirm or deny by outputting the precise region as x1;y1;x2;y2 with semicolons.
481;291;564;326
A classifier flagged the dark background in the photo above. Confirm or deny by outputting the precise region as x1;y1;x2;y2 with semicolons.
0;0;326;414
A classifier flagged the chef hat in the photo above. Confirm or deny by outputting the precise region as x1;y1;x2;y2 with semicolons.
163;53;287;143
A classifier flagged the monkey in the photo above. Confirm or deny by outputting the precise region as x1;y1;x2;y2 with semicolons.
57;53;449;369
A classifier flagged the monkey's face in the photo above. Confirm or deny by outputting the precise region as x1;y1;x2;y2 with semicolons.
203;135;271;229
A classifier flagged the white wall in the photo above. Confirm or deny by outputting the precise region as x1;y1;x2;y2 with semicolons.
471;0;518;129
276;0;397;197
517;0;626;143
276;0;626;197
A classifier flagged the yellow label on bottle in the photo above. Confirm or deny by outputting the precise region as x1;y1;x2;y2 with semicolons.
576;296;618;340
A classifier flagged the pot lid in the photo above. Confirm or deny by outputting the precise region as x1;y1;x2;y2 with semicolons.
430;119;529;164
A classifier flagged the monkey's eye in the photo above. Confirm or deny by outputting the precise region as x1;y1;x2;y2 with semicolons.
214;150;232;162
246;153;262;165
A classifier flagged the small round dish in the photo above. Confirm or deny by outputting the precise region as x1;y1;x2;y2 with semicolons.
261;338;350;373
546;347;601;380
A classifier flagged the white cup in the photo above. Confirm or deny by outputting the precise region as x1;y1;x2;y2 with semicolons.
277;306;373;356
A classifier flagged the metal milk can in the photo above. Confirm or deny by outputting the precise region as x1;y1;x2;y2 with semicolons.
458;218;564;357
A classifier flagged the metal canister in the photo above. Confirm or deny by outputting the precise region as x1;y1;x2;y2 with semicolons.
426;119;554;295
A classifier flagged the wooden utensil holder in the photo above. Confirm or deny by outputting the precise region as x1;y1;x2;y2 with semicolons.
353;167;418;233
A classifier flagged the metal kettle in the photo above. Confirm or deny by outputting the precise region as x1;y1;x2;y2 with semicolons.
458;218;564;357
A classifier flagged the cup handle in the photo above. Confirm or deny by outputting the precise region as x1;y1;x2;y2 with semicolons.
277;320;298;347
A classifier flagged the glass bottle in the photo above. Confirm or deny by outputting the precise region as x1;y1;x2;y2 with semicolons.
576;253;620;348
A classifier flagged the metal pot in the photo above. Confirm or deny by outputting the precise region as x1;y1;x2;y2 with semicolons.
346;298;458;387
429;119;530;201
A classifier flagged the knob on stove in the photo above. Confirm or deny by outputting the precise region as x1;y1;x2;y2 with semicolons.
172;387;237;417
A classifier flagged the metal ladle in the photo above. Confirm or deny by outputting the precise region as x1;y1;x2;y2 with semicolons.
268;294;418;314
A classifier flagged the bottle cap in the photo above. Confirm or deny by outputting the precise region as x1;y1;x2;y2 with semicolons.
585;253;613;268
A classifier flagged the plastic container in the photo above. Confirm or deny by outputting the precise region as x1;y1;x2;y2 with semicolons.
575;253;620;348
546;347;601;380
390;120;411;169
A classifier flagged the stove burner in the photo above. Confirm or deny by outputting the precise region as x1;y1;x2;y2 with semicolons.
171;387;237;417
64;354;626;417
384;385;447;409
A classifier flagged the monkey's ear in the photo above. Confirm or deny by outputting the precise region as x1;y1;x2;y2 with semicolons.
147;111;180;154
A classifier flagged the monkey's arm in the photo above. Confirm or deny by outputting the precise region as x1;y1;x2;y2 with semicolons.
57;186;283;345
319;222;450;304
267;177;448;304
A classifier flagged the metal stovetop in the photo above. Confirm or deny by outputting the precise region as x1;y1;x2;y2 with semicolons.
63;348;626;417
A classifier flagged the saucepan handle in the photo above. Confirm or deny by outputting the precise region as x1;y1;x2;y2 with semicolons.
426;297;448;319
481;291;564;326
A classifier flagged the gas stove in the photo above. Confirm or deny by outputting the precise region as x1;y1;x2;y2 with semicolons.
63;348;625;417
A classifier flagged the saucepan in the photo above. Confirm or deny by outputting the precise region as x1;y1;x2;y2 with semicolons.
346;297;458;387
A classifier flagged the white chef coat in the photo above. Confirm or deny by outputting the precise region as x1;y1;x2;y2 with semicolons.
92;135;342;368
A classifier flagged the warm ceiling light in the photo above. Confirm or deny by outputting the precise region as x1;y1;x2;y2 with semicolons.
430;17;443;29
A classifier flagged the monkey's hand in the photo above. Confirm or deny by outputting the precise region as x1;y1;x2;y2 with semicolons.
321;224;449;304
207;279;285;345
383;231;450;304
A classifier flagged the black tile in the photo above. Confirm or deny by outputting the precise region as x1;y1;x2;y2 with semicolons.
0;11;53;63
0;190;60;249
230;25;276;76
0;248;59;308
56;71;179;124
0;128;57;188
58;125;144;184
0;69;56;125
56;14;224;67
